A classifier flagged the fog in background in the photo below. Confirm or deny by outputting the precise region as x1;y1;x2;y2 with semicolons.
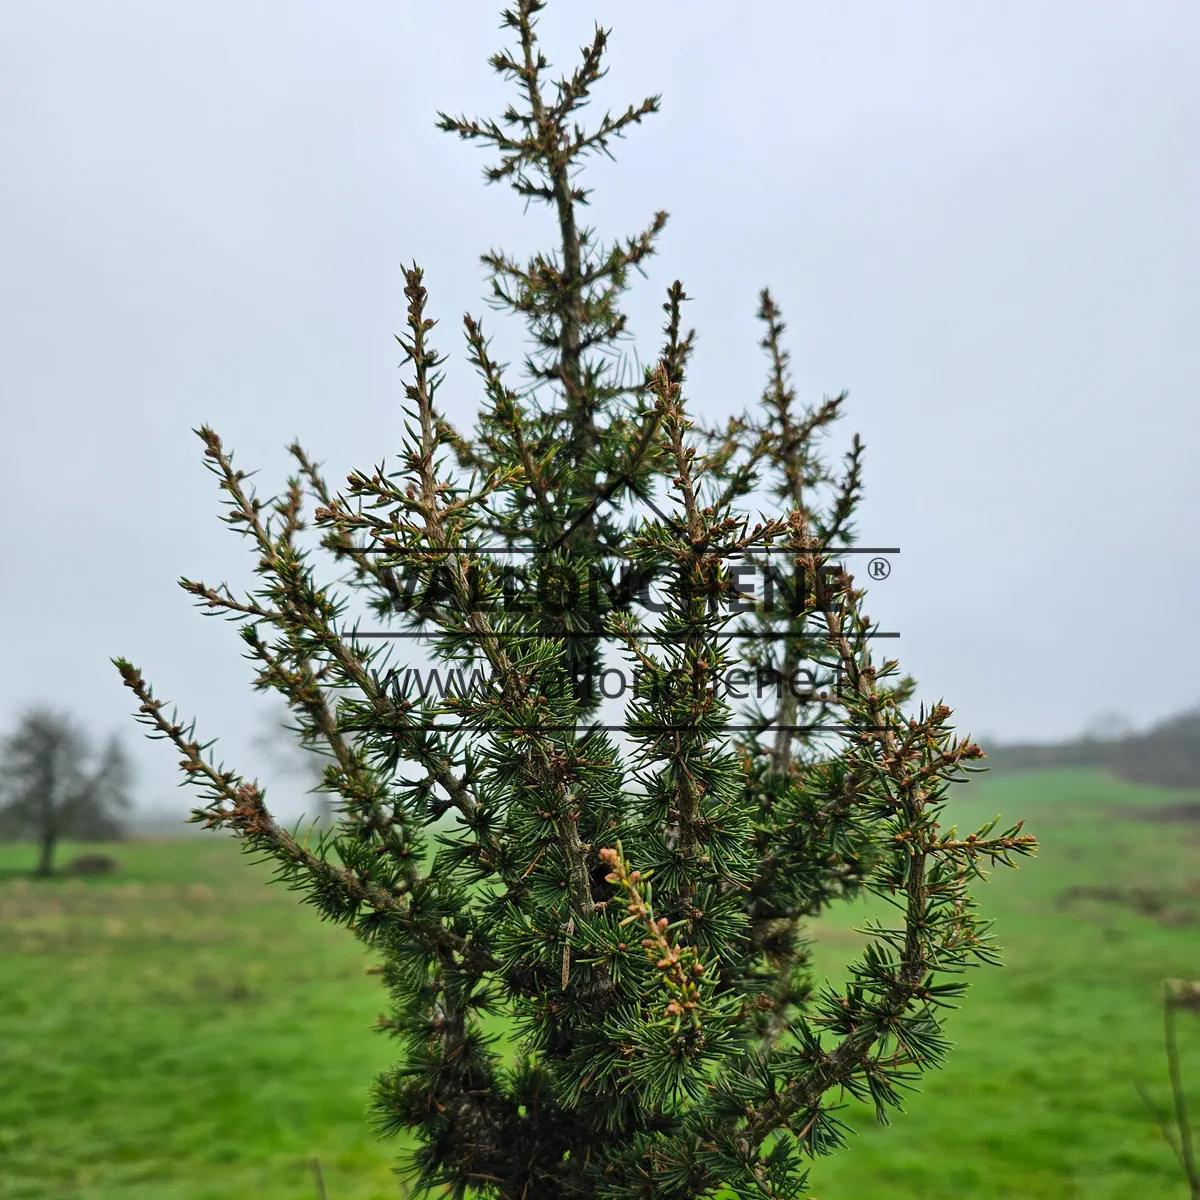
2;0;1196;821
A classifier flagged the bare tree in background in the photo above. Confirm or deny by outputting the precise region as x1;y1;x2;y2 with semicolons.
252;702;334;828
0;708;133;876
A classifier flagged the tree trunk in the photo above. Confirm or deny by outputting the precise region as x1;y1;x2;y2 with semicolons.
35;830;57;877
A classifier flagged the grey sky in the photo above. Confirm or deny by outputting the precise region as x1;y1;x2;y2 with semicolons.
2;0;1196;818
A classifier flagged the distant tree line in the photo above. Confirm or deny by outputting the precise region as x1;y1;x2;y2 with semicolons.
984;705;1200;789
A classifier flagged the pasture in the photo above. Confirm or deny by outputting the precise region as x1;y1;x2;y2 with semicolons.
1;768;1197;1199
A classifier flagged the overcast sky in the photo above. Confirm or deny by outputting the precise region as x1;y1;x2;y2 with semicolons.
1;0;1196;819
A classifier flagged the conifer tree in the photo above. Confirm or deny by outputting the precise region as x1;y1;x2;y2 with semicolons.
116;3;1035;1196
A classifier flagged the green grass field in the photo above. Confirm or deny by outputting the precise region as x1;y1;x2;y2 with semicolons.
2;768;1198;1199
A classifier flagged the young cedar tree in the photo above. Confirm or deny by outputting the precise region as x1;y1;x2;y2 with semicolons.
116;3;1035;1197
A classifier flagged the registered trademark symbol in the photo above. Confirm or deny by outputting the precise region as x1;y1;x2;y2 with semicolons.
867;556;891;580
